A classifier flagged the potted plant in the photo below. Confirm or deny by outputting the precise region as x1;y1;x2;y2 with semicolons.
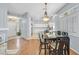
16;31;21;39
16;32;21;36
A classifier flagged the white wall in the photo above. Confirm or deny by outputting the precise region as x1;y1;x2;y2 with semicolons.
0;4;8;28
0;3;8;54
53;15;60;31
20;16;31;39
0;4;8;41
8;20;17;37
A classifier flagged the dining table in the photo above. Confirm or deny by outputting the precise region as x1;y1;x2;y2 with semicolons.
43;33;70;55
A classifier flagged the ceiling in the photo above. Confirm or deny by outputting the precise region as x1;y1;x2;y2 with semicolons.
7;3;66;20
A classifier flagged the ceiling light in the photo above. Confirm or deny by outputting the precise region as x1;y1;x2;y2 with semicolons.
43;3;49;22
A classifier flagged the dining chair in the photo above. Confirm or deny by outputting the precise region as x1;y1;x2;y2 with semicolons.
48;38;58;55
57;31;62;35
48;37;69;55
39;33;49;55
62;32;68;37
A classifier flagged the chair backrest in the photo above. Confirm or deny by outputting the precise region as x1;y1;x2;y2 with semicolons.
39;33;44;43
49;38;59;55
62;32;68;37
56;37;68;55
58;38;65;49
57;31;62;35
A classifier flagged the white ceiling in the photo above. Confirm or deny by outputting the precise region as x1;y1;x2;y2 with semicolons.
7;3;66;20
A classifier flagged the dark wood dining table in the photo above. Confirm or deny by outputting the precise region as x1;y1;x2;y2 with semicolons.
44;35;70;55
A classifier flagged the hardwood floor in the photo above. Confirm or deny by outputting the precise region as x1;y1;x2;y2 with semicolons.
70;49;78;55
7;38;78;55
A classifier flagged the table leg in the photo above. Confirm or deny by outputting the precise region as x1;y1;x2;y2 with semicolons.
68;38;70;55
44;39;46;55
66;37;70;55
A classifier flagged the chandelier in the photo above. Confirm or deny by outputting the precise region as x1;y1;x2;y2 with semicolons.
43;3;49;22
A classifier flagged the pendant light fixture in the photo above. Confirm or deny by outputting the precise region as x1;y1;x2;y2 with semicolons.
43;3;49;22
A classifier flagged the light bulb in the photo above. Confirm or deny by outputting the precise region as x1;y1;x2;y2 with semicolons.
43;16;49;22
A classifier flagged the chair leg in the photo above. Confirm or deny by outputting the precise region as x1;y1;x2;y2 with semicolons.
64;50;66;55
39;44;42;55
